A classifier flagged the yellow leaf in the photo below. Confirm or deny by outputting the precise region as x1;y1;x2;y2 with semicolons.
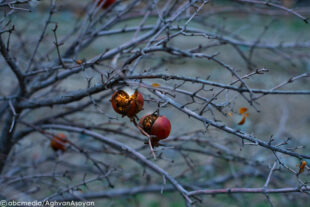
152;83;160;88
227;112;233;117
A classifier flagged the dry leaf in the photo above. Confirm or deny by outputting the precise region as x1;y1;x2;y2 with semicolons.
298;160;307;175
239;107;248;114
76;59;83;65
238;116;246;125
227;112;233;117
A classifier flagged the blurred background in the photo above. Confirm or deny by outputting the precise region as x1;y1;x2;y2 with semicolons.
0;0;310;206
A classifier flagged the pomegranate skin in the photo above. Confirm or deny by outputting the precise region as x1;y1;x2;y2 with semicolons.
127;91;144;117
50;133;68;152
151;116;171;139
139;115;171;140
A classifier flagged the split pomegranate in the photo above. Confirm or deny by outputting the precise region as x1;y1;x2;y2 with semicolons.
111;90;144;117
139;114;171;146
